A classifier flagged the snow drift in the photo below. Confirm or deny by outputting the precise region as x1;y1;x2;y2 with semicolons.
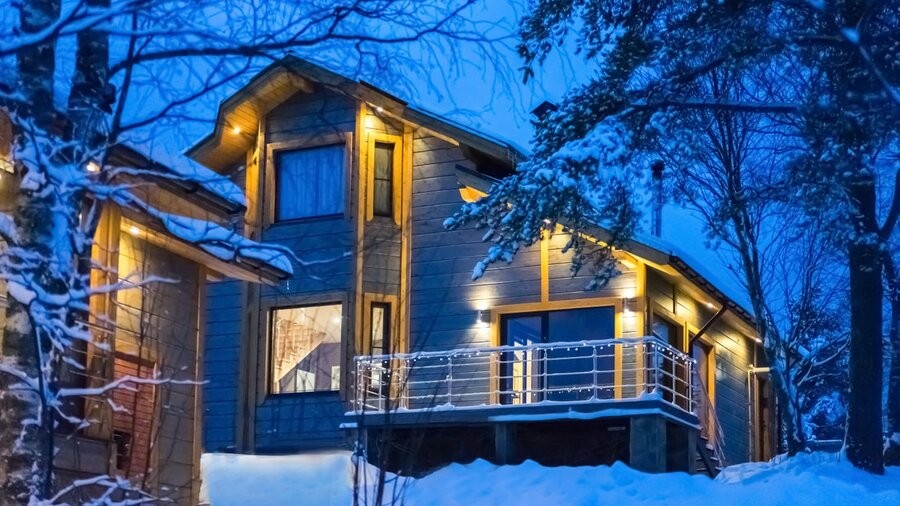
201;451;900;505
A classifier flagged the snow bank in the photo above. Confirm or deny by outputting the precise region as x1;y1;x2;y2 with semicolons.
201;451;900;505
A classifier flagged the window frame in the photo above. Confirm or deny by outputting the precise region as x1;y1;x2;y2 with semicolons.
266;133;352;226
268;301;345;396
365;133;402;225
371;142;395;219
369;301;392;356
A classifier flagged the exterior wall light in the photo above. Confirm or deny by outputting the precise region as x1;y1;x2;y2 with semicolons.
476;309;491;326
623;297;639;313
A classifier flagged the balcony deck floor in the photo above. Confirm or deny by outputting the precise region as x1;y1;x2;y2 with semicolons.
344;397;699;429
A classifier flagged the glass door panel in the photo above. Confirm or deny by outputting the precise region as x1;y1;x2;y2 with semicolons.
546;307;615;401
501;306;615;404
501;314;542;404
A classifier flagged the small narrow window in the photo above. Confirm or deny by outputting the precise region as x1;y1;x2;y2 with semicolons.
370;302;391;355
271;304;342;394
113;430;133;471
372;143;394;218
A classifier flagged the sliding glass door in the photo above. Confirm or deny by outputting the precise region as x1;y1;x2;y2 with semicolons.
501;306;615;404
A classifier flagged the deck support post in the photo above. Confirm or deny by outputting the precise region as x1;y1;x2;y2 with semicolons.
494;423;517;465
629;415;666;472
664;423;696;473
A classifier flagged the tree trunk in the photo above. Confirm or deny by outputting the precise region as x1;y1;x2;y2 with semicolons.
0;0;62;503
844;172;884;474
16;0;61;128
884;256;900;466
0;190;68;502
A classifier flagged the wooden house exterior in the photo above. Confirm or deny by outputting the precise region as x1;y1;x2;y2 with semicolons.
0;111;288;504
192;56;777;476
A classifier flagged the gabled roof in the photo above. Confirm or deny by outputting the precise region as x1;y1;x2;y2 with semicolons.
457;168;757;332
187;55;527;172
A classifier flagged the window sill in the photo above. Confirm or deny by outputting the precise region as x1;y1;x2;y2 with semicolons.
270;213;345;226
265;390;341;400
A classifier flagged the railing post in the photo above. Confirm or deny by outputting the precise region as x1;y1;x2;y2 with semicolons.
447;355;453;406
688;358;694;414
592;345;599;400
541;348;548;401
358;358;366;411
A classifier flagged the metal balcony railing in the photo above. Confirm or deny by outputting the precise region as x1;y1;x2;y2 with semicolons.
353;336;696;416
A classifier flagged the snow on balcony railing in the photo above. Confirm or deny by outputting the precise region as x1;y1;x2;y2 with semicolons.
353;336;695;416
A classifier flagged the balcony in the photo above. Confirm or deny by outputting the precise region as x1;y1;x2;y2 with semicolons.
352;336;700;426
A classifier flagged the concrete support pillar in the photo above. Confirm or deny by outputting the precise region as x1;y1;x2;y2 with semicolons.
629;415;666;472
664;423;697;473
494;424;517;465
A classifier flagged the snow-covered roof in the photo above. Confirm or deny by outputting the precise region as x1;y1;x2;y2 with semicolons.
118;134;246;209
458;168;755;326
632;230;754;317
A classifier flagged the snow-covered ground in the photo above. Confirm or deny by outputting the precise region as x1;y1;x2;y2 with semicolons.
201;451;900;505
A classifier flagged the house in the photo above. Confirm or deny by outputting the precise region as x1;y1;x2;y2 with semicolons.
193;55;777;476
0;112;290;503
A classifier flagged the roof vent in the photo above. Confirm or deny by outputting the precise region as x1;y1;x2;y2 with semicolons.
530;101;558;121
651;160;664;237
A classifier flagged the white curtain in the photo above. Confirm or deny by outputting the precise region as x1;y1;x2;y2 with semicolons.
277;144;345;220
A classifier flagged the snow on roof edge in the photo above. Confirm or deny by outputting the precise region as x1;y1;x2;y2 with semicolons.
119;137;246;208
631;231;755;318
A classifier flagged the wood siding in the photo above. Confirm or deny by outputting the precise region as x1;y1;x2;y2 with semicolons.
408;132;638;355
646;267;756;464
203;88;359;452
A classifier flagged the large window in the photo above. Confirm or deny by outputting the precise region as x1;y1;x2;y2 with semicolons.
276;145;345;221
372;143;394;218
271;304;342;394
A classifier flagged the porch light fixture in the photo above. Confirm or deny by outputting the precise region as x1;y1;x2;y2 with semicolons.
623;297;639;313
476;309;491;325
231;125;242;135
128;225;140;236
86;161;100;173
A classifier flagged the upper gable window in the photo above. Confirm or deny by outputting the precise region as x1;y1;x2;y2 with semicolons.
276;144;345;221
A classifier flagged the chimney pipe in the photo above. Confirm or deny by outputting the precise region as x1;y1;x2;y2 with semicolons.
651;160;664;237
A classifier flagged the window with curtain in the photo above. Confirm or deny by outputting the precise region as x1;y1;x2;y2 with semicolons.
276;144;345;221
271;304;342;394
372;143;394;218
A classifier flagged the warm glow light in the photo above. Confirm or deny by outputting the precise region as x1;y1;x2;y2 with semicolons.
706;302;716;309
375;106;384;114
231;125;241;134
86;161;100;173
129;225;140;236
